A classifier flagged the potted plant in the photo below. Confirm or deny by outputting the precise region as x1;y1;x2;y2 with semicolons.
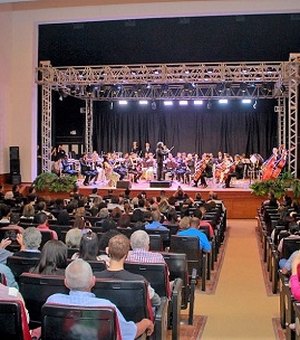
33;172;77;193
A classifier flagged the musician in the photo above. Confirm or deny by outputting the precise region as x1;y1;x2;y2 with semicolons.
185;153;195;184
79;153;97;186
127;152;142;183
51;144;66;161
113;158;127;180
223;154;243;188
156;142;169;181
142;142;153;157
144;153;156;181
131;141;140;155
193;153;210;188
163;153;177;180
61;155;78;176
175;153;187;183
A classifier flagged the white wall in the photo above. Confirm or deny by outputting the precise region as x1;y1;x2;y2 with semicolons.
1;0;300;182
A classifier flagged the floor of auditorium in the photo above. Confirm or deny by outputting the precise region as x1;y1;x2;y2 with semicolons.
193;219;278;339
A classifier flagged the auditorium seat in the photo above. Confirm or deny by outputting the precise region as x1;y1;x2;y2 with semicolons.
0;300;31;340
41;303;121;340
170;235;207;291
6;256;39;282
19;273;67;327
93;278;168;340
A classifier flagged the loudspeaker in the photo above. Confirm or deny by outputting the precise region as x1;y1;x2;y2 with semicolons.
10;159;20;175
9;146;19;160
116;180;132;189
11;174;21;185
149;180;172;188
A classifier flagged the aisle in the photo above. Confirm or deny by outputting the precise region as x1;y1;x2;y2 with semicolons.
196;219;278;339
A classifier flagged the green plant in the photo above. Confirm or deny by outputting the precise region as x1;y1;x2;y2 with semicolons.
250;171;299;199
33;172;77;193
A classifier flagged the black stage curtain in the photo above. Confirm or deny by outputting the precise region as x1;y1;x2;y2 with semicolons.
93;100;277;159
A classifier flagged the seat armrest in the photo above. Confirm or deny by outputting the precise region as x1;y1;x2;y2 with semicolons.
152;297;168;340
188;268;197;325
170;278;183;340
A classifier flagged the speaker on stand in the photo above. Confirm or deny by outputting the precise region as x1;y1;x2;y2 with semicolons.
9;146;21;185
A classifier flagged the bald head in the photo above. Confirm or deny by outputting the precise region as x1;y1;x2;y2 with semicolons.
65;259;95;291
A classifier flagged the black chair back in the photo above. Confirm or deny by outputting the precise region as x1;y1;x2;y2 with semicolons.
124;262;170;298
42;303;120;340
19;273;67;324
149;234;163;251
282;238;300;259
92;279;152;323
6;256;39;281
0;300;31;340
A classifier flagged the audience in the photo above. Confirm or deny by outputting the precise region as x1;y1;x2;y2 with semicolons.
13;227;42;258
46;259;154;339
71;231;102;262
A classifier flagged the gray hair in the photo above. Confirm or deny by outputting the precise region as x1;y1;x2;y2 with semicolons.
65;259;93;291
65;228;82;248
130;230;150;250
23;227;42;249
98;208;109;219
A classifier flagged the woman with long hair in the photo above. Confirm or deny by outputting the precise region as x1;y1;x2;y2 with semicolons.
31;240;67;275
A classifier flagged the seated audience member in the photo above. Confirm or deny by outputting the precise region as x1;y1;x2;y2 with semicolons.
177;217;212;253
278;223;300;253
30;240;67;275
72;216;92;236
0;263;19;289
96;234;161;306
65;228;82;249
192;209;214;239
46;259;153;339
101;217;117;232
0;238;13;264
145;210;168;231
34;201;56;221
36;213;58;240
289;251;300;301
13;227;42;258
21;199;35;219
1;213;24;234
0;204;11;225
98;229;121;267
126;230;166;264
97;207;110;220
280;250;299;273
71;231;102;262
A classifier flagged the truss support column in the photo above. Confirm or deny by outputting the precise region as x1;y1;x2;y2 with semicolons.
85;99;93;153
287;54;300;177
41;84;52;172
277;97;286;147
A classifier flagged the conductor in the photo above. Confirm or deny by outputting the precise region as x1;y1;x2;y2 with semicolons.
156;142;170;181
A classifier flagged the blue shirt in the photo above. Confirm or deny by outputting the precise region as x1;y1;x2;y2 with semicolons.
0;263;18;289
177;228;212;252
46;291;137;340
145;221;168;231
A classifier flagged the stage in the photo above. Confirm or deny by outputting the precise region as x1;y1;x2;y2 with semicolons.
75;177;264;219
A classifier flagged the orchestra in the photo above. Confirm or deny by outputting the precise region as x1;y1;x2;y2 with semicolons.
50;142;288;188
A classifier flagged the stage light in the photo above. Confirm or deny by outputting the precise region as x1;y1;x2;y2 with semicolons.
253;100;257;110
164;101;173;106
219;99;228;104
207;101;212;110
151;101;157;110
161;84;169;94
194;100;203;105
240;83;247;93
179;100;188;106
242;99;252;104
139;100;148;105
118;100;128;105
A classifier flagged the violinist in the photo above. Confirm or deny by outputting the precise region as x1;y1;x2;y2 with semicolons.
131;141;140;155
164;153;177;180
175;153;187;183
127;152;142;183
79;153;97;186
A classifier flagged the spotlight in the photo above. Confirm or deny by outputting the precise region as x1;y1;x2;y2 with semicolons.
216;83;225;94
164;100;173;106
139;100;148;105
194;100;203;105
219;99;228;104
119;100;128;105
242;99;251;104
183;83;195;94
179;100;188;106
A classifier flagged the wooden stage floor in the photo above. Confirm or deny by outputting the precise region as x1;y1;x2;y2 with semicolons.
76;177;264;219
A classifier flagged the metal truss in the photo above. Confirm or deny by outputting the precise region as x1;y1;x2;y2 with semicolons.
38;55;300;175
85;99;93;154
41;83;52;172
287;54;300;177
276;97;286;148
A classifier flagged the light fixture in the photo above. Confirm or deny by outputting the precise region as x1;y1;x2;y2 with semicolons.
253;100;257;110
242;99;252;104
164;101;173;106
139;100;148;105
194;100;203;105
151;101;157;110
240;83;247;93
119;100;128;105
179;100;188;106
219;99;228;104
207;101;212;110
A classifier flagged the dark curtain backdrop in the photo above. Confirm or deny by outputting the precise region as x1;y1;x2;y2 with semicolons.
93;100;277;159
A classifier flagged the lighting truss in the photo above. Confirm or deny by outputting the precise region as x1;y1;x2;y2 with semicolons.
37;56;300;175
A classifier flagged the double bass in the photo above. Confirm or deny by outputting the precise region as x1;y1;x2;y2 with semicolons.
261;147;287;180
